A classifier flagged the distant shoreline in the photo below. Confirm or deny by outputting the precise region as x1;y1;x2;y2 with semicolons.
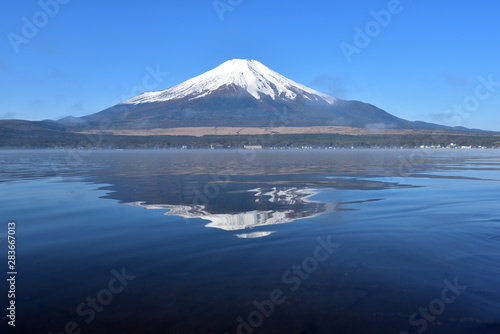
2;147;500;151
1;132;499;150
2;121;500;149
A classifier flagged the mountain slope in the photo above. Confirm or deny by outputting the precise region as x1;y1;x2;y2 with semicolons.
58;59;476;132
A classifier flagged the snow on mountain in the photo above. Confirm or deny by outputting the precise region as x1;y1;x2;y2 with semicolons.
124;59;336;105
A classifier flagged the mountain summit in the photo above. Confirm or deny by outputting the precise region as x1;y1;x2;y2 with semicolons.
125;59;336;105
72;59;456;131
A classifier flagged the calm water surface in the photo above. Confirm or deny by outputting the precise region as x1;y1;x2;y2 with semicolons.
1;149;499;334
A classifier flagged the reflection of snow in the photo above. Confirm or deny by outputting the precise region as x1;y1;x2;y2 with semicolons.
125;187;336;238
125;201;298;231
203;210;294;230
253;187;319;204
234;231;275;239
249;188;262;202
263;187;277;202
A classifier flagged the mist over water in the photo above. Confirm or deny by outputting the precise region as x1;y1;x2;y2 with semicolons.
1;149;500;333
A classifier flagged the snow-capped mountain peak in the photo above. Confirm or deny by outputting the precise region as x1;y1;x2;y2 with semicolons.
124;59;336;105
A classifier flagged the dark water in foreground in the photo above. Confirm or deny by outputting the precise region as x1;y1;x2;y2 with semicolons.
1;149;500;334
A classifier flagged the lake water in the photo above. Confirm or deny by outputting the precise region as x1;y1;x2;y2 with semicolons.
1;149;500;334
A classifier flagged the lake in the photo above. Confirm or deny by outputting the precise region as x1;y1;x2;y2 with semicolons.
1;149;500;334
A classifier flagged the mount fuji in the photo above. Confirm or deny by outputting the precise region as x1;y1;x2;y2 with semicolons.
68;59;453;131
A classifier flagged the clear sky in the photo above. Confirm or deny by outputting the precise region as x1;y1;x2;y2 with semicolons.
1;0;499;131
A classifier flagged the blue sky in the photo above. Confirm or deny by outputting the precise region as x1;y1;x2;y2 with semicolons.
1;0;499;130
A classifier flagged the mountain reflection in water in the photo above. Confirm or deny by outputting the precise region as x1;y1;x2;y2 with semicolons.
125;187;340;237
56;150;418;239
